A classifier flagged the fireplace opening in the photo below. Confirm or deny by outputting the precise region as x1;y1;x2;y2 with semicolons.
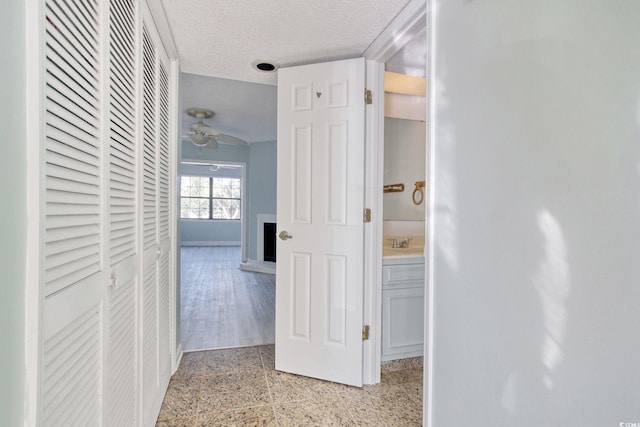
263;222;276;262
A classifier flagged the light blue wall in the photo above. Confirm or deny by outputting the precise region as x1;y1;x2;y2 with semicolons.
180;220;242;244
0;1;26;424
180;140;277;258
182;139;249;163
247;140;277;260
180;141;248;244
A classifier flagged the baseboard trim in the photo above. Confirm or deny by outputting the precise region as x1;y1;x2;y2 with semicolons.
180;241;241;247
239;259;276;275
173;343;184;375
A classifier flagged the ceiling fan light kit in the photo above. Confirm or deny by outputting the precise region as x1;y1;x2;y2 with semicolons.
184;107;247;149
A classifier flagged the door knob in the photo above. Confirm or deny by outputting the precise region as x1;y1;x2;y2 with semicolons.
279;230;293;240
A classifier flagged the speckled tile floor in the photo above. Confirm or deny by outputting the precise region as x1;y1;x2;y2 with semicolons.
156;345;423;426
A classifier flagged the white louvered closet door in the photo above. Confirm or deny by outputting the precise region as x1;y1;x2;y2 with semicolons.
42;0;105;424
157;55;173;394
141;10;173;424
39;0;174;425
107;0;138;426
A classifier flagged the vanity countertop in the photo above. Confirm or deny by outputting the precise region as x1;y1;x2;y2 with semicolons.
383;235;425;260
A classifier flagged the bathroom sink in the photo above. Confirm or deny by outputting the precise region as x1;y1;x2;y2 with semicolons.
382;235;425;258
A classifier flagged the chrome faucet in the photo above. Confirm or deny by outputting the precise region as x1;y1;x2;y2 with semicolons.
390;238;412;248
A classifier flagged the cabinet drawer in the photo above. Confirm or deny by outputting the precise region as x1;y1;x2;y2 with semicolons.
383;264;425;285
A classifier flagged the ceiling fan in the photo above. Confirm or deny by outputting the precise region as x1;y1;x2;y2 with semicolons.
183;107;247;149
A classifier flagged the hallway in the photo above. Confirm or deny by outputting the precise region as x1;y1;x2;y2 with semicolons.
157;346;423;426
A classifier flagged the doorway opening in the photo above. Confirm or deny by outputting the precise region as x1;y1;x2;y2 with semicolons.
179;160;276;351
380;25;427;367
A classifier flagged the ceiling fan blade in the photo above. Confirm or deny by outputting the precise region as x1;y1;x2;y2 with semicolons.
216;133;247;145
184;133;219;149
204;138;219;149
190;122;220;136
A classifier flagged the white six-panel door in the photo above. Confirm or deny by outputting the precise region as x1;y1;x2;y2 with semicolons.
275;57;366;387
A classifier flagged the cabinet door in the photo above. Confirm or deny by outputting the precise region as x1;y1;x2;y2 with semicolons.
382;286;425;361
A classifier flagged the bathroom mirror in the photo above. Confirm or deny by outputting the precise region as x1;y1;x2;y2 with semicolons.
383;117;426;221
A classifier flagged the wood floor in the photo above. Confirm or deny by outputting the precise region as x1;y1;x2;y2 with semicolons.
180;246;275;351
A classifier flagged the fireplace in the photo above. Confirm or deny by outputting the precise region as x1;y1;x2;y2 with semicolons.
257;214;277;264
263;222;276;262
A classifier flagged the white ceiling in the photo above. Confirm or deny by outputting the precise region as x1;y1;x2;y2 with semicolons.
180;73;277;143
161;0;412;85
167;0;417;145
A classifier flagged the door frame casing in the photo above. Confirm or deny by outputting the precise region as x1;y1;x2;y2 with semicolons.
361;0;427;386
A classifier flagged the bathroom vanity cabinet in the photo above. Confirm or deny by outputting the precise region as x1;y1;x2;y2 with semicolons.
382;257;425;361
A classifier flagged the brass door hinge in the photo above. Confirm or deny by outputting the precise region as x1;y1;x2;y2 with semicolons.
362;325;370;341
363;208;371;223
365;88;372;105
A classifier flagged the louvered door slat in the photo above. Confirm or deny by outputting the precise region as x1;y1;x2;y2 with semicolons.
46;163;100;189
47;212;100;230
110;174;134;191
46;95;99;139
44;45;98;103
46;223;100;244
46;147;99;177
45;29;97;88
45;233;100;258
42;304;101;425
46;66;98;117
110;153;135;175
111;49;135;91
110;104;134;140
46;202;100;217
110;180;135;195
46;0;99;59
46;189;99;206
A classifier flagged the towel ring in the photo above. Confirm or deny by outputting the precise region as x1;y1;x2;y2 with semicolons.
412;181;425;205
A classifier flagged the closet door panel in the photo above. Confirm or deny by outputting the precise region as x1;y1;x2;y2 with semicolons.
107;0;138;425
141;24;160;421
157;61;172;382
140;15;175;422
42;0;105;424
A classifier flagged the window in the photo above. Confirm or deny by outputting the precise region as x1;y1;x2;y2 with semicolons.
180;175;241;219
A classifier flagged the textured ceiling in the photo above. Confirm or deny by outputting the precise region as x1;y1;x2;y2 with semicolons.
161;0;412;85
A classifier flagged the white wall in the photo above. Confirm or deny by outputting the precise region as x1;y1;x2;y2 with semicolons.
0;1;26;425
429;1;640;426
